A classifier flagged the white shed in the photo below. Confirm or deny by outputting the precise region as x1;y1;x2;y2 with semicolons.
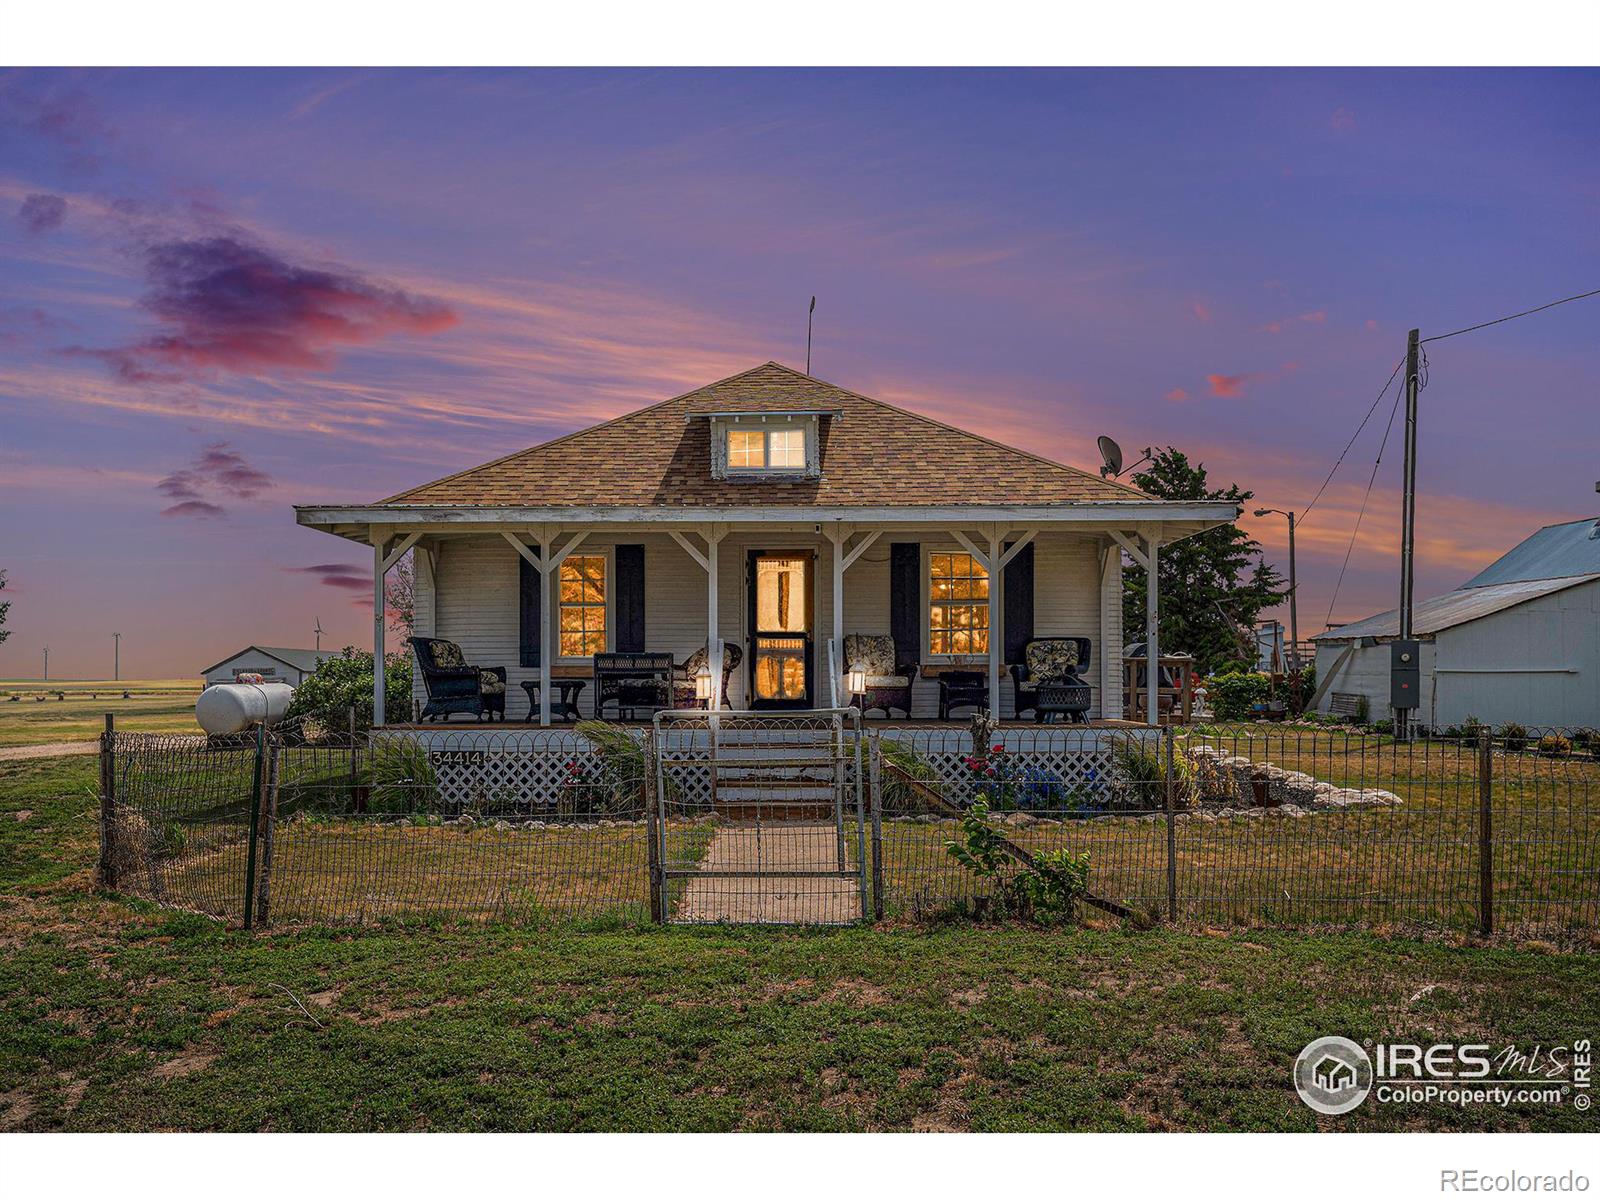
201;646;326;688
1312;517;1600;730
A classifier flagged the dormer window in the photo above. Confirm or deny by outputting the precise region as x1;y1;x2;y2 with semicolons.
702;410;833;479
729;427;805;471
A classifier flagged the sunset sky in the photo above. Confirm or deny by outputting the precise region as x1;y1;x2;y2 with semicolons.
3;67;1597;680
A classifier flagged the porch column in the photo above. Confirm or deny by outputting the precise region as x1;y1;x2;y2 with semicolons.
538;531;553;726
987;530;1003;722
372;534;385;727
707;532;721;710
1145;533;1161;727
830;528;845;707
371;529;423;727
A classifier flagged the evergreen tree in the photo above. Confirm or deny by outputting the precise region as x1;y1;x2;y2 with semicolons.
1120;448;1286;674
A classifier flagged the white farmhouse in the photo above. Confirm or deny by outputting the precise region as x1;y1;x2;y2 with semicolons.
1312;516;1600;730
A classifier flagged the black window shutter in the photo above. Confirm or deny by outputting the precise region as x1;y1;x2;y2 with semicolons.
1003;541;1034;664
519;552;541;668
889;542;922;669
615;544;646;652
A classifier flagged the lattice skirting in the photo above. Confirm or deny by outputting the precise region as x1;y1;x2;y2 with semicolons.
376;725;1141;812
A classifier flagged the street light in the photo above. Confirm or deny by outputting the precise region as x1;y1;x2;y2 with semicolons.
1253;508;1300;671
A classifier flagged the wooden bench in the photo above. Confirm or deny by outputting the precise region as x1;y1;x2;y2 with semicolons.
1328;692;1366;720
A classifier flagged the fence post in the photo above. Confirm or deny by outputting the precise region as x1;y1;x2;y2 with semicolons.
1164;724;1177;923
348;704;360;812
644;728;664;924
97;712;117;888
242;722;265;930
1478;730;1493;937
254;735;281;926
868;734;885;922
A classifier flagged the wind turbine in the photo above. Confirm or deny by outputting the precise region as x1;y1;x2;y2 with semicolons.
314;617;325;653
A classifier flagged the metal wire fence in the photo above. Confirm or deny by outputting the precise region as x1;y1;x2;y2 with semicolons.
96;714;1600;941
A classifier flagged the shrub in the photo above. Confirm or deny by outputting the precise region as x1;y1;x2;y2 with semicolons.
943;799;1090;924
876;737;942;813
1537;733;1572;758
573;720;655;816
284;646;413;732
1206;671;1272;721
365;736;437;814
1110;734;1197;810
1498;722;1529;752
1572;728;1599;753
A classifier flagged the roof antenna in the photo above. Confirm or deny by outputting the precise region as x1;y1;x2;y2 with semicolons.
806;296;816;374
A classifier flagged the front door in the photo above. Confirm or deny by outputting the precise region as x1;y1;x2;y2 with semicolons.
747;550;813;708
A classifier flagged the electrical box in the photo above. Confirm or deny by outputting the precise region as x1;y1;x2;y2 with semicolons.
1390;639;1421;709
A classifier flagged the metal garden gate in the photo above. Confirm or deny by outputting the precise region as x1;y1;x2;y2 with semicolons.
649;708;870;924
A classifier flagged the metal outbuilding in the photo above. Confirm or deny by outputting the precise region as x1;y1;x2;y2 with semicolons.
1312;517;1600;730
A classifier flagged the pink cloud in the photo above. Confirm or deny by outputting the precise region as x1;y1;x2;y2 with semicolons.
1188;300;1212;323
290;563;370;594
160;499;225;519
1164;387;1190;402
73;235;458;384
1206;372;1256;398
1259;309;1326;334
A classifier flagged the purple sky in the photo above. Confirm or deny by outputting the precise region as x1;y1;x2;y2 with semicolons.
3;68;1597;679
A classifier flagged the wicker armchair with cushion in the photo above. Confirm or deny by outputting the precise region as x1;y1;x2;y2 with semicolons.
1011;637;1092;724
409;637;507;722
671;642;744;709
843;634;917;718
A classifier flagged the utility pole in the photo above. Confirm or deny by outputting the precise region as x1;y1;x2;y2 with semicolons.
805;296;816;374
1394;328;1422;739
43;645;49;682
1254;508;1300;670
113;632;121;682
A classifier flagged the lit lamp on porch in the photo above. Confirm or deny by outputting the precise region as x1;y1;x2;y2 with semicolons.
846;664;867;701
694;663;712;707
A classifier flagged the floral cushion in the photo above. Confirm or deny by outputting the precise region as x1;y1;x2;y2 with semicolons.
845;634;897;678
478;670;505;696
682;645;710;676
1025;639;1080;683
429;639;467;668
863;674;911;689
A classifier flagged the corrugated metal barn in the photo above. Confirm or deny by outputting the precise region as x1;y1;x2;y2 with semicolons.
1313;516;1600;730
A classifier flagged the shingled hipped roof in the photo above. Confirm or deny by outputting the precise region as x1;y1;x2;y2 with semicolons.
382;362;1146;509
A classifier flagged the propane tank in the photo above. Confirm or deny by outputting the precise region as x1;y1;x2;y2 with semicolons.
195;681;294;735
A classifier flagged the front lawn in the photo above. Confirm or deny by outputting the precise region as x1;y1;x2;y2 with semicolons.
1;753;1595;1132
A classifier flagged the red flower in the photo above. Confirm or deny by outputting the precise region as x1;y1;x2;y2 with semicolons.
991;743;1004;754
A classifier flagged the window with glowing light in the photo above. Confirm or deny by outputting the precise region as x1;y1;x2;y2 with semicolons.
928;552;989;657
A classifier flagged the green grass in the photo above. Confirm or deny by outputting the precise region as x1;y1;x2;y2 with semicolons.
0;678;202;747
2;752;1598;1131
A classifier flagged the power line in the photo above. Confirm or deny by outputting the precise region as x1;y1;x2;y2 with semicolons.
1421;286;1600;344
1324;377;1406;629
1298;358;1404;526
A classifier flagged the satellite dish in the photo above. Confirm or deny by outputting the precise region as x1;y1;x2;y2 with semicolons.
1097;435;1124;479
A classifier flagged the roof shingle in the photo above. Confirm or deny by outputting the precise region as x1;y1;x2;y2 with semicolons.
383;362;1146;508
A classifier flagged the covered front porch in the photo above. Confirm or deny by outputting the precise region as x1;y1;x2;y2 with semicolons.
294;503;1235;730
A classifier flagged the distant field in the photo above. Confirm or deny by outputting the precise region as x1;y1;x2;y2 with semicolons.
0;679;202;748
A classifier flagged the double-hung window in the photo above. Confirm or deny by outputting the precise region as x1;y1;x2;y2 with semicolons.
558;554;608;658
928;552;990;656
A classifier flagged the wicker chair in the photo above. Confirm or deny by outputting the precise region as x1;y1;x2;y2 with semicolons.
1010;637;1092;723
671;643;744;709
409;637;507;722
843;634;918;718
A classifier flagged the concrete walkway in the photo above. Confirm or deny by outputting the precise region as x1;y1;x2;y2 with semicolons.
0;740;98;763
675;821;863;924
